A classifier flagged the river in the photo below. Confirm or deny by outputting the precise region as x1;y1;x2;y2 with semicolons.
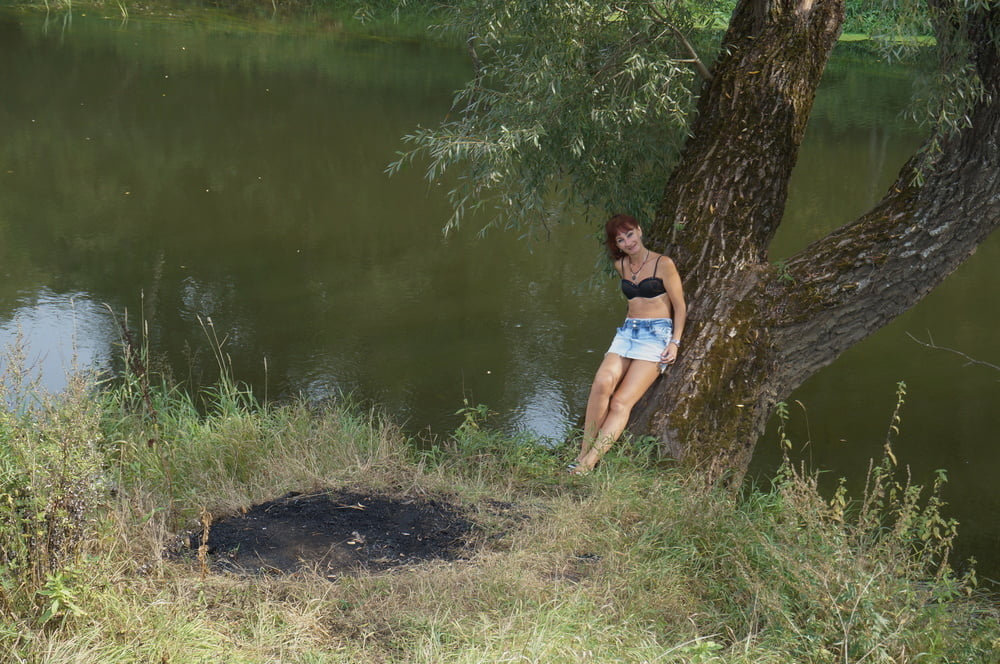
1;9;998;577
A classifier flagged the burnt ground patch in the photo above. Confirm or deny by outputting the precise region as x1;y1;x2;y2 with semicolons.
177;490;490;577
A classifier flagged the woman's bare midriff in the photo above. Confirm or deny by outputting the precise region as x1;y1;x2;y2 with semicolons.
626;294;672;319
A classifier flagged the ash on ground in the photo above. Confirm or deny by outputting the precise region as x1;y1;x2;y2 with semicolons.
180;490;484;577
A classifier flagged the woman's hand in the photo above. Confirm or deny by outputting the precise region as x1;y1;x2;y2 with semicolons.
661;340;679;366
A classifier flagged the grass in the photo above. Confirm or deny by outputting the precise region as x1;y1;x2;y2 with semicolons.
2;326;999;663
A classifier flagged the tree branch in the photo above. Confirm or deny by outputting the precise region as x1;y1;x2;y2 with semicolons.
768;83;1000;391
644;3;715;82
907;332;1000;374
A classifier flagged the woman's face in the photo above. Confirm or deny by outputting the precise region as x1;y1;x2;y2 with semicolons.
615;226;642;255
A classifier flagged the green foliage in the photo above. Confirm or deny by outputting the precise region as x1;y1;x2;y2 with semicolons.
843;0;915;38
740;448;983;661
388;0;725;235
0;371;106;623
386;0;996;236
773;399;794;451
36;569;88;626
772;259;797;285
842;0;995;175
349;0;437;24
738;381;998;661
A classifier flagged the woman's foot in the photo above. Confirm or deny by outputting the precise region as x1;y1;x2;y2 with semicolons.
568;457;597;475
571;446;606;475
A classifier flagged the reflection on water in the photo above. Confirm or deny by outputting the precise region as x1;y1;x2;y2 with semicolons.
0;291;113;398
1;12;998;574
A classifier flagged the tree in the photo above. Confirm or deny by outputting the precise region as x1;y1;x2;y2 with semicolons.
393;0;1000;483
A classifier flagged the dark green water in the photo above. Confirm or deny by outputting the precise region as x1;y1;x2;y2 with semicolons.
2;10;998;576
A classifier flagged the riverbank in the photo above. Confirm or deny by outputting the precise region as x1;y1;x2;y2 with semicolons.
3;0;452;43
5;0;915;43
2;354;998;662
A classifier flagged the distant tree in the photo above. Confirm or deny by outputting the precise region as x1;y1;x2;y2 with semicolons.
392;0;1000;483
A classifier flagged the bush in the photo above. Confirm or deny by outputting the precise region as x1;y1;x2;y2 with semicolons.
0;373;106;624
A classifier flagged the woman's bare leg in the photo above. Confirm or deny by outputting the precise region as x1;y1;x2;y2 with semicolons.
575;359;660;472
577;354;629;463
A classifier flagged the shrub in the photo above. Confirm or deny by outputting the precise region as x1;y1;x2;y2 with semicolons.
0;372;106;623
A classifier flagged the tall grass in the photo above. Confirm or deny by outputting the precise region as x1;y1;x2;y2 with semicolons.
1;325;998;662
101;314;414;526
0;332;106;627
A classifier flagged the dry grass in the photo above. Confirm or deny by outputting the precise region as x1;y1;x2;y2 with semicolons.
2;348;999;662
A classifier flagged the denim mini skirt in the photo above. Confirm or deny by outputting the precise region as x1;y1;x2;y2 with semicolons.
606;318;673;363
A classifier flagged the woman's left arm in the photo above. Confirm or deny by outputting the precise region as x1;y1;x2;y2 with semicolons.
661;257;687;364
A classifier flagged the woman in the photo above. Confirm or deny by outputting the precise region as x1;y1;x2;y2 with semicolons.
569;214;687;474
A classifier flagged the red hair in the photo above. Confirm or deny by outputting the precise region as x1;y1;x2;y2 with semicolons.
604;214;639;260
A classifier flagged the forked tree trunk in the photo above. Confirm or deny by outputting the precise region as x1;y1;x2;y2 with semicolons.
630;0;1000;484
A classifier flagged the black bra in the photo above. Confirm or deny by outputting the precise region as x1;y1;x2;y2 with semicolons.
621;256;666;300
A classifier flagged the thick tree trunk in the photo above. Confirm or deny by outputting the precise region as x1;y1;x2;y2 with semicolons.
630;0;1000;484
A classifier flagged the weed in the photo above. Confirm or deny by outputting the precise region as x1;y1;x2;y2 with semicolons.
773;259;797;284
197;507;212;580
36;569;87;626
0;364;105;623
774;400;793;452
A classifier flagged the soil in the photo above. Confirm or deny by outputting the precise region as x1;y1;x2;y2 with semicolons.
176;489;505;578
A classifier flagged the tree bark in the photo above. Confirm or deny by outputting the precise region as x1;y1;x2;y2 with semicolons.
630;0;1000;484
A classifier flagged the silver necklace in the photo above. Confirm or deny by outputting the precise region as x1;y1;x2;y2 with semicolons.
628;250;651;281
